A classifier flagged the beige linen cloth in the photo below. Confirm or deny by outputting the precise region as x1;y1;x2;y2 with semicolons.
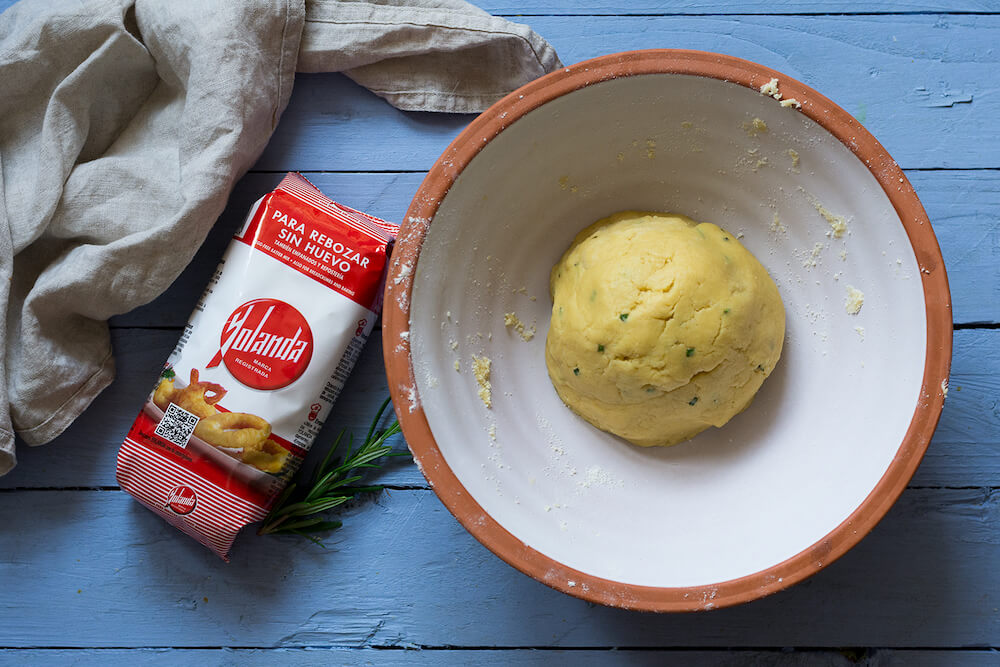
0;0;560;474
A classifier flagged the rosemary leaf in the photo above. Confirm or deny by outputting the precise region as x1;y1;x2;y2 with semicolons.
258;397;404;541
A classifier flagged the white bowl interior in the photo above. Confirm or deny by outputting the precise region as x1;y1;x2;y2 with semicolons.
407;73;926;588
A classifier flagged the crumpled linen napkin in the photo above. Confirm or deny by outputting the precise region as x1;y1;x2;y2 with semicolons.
0;0;560;474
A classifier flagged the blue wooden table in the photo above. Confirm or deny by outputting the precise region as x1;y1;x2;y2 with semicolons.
2;1;999;664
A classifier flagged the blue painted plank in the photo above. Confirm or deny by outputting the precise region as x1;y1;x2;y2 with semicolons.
5;0;1000;16
0;328;409;490
259;16;1000;172
1;327;995;490
480;1;1000;13
1;648;997;666
109;170;997;329
0;487;997;647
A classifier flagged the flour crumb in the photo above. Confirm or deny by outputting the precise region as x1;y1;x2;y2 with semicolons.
488;423;497;440
454;359;460;372
450;339;459;351
681;120;694;129
616;152;625;163
504;312;536;341
472;355;492;408
780;98;802;108
941;378;949;398
743;117;768;137
855;326;865;340
567;581;577;588
845;286;865;315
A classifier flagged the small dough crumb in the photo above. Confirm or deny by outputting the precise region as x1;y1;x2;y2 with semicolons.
941;378;949;398
780;98;802;108
855;326;865;340
845;286;865;315
454;359;461;372
472;355;492;408
760;78;782;99
786;149;800;168
802;189;849;238
504;312;536;341
743;117;768;137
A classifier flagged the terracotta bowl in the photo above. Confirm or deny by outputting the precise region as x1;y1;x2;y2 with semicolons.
383;50;951;611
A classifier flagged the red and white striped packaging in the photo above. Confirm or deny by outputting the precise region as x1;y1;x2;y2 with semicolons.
116;173;398;560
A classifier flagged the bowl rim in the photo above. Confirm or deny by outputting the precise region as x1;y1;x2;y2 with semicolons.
382;49;953;612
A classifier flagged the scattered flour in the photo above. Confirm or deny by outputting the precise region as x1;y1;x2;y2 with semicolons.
770;212;787;235
786;149;800;169
393;262;412;285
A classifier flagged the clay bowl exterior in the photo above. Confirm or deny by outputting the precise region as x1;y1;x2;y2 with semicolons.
383;50;951;611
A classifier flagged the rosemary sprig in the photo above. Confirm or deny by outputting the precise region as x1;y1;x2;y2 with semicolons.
258;397;402;544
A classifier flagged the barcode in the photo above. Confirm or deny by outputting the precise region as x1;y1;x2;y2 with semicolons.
154;404;200;448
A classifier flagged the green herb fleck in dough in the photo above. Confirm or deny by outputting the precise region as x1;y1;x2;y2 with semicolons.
723;308;731;314
590;289;597;301
686;347;695;357
573;367;580;376
620;313;629;321
597;344;605;352
162;367;176;380
688;396;699;406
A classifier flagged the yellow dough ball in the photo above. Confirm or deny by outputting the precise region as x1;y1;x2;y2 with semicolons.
545;211;785;447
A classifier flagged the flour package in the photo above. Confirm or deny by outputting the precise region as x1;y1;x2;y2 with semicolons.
116;173;397;560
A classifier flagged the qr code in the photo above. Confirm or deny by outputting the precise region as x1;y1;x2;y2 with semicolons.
154;403;200;448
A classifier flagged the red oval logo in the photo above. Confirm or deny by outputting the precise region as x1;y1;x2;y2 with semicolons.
166;486;197;515
207;298;313;390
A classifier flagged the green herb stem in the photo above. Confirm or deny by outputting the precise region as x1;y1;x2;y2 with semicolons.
258;397;404;543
